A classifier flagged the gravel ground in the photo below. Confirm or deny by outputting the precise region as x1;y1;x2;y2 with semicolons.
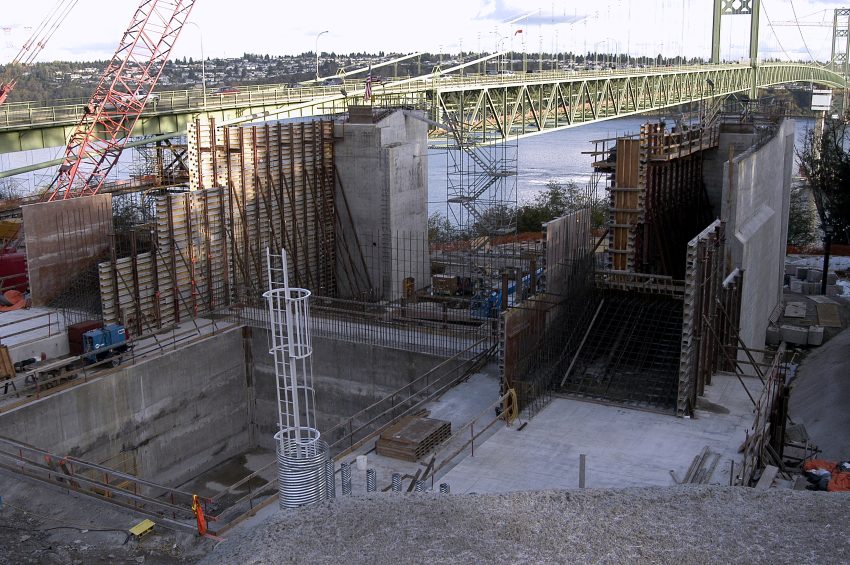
0;475;211;564
201;486;850;565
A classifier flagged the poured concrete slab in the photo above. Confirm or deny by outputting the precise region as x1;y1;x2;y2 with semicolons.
438;373;756;494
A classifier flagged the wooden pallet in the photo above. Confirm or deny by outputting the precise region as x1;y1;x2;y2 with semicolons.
376;416;451;462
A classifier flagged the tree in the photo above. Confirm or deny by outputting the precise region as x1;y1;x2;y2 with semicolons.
797;119;850;245
516;181;608;232
786;185;816;247
428;211;453;243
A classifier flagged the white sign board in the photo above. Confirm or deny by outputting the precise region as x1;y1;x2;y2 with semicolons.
811;90;832;112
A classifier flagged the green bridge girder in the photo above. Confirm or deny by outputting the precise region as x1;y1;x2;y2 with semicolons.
432;63;846;142
0;63;844;156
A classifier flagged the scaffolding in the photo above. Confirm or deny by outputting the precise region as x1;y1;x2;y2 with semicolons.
443;105;518;236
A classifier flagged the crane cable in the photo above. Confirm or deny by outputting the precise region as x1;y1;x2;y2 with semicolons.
12;0;80;67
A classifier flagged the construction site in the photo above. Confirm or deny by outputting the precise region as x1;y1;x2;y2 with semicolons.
0;1;848;563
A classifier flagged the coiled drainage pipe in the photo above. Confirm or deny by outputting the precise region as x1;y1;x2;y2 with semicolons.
275;431;329;509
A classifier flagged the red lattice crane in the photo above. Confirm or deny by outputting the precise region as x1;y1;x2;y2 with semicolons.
46;0;196;201
0;0;81;107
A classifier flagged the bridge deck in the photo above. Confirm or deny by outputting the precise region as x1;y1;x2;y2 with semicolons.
0;62;843;155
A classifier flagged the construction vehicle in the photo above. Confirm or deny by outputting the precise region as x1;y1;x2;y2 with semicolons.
21;323;129;390
0;0;80;107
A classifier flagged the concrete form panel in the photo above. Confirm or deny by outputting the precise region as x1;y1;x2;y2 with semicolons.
546;209;591;297
188;118;336;298
98;188;228;332
23;194;112;307
678;221;742;416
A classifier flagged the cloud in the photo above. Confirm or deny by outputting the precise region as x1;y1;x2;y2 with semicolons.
474;0;586;25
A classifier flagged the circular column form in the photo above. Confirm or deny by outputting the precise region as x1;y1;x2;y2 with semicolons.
275;430;328;509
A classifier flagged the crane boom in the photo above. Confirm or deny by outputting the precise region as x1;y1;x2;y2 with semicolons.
46;0;196;201
0;0;81;106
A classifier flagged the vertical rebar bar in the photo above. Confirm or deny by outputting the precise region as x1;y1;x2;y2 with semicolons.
392;473;401;492
366;468;376;493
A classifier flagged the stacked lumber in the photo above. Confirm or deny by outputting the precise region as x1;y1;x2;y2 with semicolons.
376;416;451;462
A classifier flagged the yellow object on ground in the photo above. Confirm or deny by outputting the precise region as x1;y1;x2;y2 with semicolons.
129;519;155;538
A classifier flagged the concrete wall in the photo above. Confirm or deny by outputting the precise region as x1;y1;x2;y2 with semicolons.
702;125;755;216
0;328;250;486
251;329;456;450
720;119;795;353
23;194;112;306
335;110;430;300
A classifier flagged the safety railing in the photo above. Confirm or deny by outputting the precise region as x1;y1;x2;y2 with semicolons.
2;63;811;131
0;436;210;533
324;337;493;457
0;310;62;344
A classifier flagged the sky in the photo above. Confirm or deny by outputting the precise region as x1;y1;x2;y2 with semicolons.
1;0;849;65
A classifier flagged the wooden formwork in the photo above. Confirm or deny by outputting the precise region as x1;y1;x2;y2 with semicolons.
99;189;228;332
677;220;742;416
189;118;336;297
376;416;451;462
99;118;337;331
608;122;717;276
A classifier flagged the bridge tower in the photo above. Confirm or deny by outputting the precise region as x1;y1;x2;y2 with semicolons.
711;0;761;98
831;9;850;114
710;0;760;67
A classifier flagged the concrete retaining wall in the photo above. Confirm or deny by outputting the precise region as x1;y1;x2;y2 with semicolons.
0;324;462;486
721;120;795;354
0;328;250;486
251;330;457;450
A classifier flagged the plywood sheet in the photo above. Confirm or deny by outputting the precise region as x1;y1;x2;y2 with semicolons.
816;303;842;328
783;302;807;318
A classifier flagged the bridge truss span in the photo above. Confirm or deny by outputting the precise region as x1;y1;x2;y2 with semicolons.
431;64;846;142
0;63;844;158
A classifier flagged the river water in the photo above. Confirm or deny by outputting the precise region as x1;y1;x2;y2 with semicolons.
428;115;816;217
1;115;816;205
